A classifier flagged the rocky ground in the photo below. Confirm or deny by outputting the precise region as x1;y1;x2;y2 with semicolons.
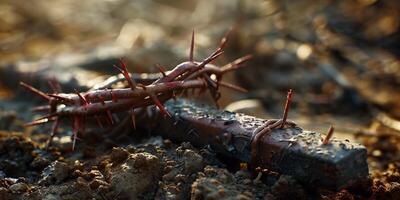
0;117;399;200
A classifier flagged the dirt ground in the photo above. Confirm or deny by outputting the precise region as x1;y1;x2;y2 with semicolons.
0;124;399;200
1;0;400;199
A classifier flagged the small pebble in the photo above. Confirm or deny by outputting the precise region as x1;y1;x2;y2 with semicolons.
9;182;28;193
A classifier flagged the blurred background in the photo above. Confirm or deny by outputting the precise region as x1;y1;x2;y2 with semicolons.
0;0;400;169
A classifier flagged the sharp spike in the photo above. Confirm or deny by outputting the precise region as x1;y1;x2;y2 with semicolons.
322;126;335;145
219;28;232;50
130;109;136;130
36;113;57;121
72;117;80;151
149;93;171;117
71;138;77;152
113;64;124;73
25;118;51;127
30;105;51;112
114;59;136;90
24;113;57;127
106;110;114;124
74;89;88;106
47;77;62;93
189;29;195;62
218;81;248;93
279;89;293;129
112;113;120;123
94;115;104;128
221;54;253;71
48;94;73;103
46;118;59;149
210;50;224;62
233;54;253;65
156;64;167;77
19;82;50;101
196;49;224;69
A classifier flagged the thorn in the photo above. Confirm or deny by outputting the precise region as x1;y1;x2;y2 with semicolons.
112;113;120;123
156;64;167;77
48;94;73;102
106;110;114;125
20;82;50;101
114;59;136;90
189;29;195;62
130;109;136;130
209;50;224;63
30;105;51;112
36;113;57;121
234;54;253;65
221;54;253;71
149;93;171;117
24;113;57;127
46;118;59;149
219;28;232;50
254;171;263;183
322;126;335;145
47;77;62;93
72;116;80;151
196;49;224;69
219;81;248;93
279;89;293;129
94;115;104;128
74;89;88;106
25;118;51;127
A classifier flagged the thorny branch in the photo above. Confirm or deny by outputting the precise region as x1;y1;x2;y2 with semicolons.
20;30;253;150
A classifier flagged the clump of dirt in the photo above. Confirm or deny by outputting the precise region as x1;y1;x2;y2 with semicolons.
0;132;56;181
39;161;72;185
107;152;160;199
191;166;269;200
369;164;400;199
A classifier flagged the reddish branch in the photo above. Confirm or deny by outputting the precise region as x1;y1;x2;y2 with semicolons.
322;125;335;145
280;89;293;129
20;30;252;150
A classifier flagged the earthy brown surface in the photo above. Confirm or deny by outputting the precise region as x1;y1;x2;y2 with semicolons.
0;122;398;199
